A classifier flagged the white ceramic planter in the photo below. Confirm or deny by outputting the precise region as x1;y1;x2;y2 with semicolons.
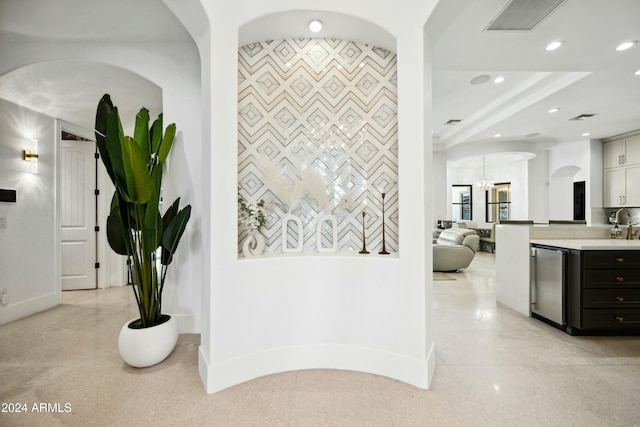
242;231;266;257
118;314;178;368
282;213;304;252
316;213;338;252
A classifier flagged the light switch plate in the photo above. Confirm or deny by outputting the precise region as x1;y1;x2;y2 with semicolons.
0;217;7;229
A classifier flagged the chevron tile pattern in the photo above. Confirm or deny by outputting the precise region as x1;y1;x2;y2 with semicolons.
238;39;398;255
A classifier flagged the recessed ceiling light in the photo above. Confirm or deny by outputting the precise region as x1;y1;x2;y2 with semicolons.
494;76;505;84
470;75;491;85
635;70;640;76
546;40;564;51
494;133;501;138
616;41;637;51
308;20;323;33
548;107;560;113
582;132;591;137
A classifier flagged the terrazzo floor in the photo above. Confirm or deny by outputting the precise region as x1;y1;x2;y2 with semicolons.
1;252;639;426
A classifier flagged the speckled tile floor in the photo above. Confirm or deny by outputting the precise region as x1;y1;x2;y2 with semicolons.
1;252;640;426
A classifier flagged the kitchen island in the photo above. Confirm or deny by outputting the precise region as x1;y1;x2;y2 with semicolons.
496;224;640;335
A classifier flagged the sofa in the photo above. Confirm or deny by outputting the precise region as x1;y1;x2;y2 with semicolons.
433;229;480;272
453;220;478;229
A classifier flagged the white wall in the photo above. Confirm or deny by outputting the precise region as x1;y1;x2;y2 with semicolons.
196;0;438;393
0;99;60;325
446;158;531;226
547;138;601;224
432;150;447;226
441;137;605;226
527;151;548;223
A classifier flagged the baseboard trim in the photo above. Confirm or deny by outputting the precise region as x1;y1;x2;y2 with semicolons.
200;343;433;394
0;292;61;326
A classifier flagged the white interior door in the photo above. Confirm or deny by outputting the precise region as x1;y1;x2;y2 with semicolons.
61;139;97;290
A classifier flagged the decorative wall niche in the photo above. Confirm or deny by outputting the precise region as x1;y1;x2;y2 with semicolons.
238;38;398;255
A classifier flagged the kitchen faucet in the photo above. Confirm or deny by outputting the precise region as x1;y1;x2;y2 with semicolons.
614;207;634;239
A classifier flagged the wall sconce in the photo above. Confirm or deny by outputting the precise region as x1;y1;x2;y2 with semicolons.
23;139;39;173
23;150;39;161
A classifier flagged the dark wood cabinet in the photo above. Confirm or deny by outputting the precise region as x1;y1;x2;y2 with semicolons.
566;249;640;335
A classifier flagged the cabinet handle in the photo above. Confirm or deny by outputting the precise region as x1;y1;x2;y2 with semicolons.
616;296;625;302
615;316;624;322
616;257;625;263
616;276;625;281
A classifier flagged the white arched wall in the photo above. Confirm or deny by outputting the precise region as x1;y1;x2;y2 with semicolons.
197;0;437;393
0;35;203;333
547;138;602;224
549;165;581;221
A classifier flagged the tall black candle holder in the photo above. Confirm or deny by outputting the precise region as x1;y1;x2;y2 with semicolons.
359;211;369;254
379;192;390;255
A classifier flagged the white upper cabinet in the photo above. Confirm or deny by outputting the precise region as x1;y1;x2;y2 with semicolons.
623;135;640;165
604;135;640;169
604;139;624;169
602;133;640;207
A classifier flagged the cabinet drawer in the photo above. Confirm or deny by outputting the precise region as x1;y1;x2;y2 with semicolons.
583;309;640;329
583;289;640;308
583;251;640;269
583;270;640;288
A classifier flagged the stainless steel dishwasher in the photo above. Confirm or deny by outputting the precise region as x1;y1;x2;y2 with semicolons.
530;245;567;328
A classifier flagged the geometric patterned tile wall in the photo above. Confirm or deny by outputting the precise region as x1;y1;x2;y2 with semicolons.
238;38;398;255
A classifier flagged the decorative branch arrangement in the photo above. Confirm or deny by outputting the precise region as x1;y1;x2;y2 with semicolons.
257;155;331;214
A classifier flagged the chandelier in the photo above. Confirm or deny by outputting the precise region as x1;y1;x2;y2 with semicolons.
475;156;494;191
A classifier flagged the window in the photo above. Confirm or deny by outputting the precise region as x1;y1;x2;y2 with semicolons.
451;185;472;221
486;183;511;223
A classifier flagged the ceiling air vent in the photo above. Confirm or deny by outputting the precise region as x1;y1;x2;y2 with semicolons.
569;114;597;121
485;0;566;32
445;119;462;125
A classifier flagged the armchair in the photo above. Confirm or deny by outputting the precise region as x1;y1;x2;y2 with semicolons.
433;229;480;272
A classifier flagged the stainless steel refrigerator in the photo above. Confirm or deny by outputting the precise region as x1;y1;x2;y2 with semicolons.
530;246;567;327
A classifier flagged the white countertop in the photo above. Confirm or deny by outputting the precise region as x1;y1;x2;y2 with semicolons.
530;239;640;250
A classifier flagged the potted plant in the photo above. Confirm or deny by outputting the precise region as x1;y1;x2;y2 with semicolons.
94;94;191;367
238;192;268;257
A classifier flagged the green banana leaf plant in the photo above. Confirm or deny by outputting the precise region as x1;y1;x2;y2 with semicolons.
94;94;191;328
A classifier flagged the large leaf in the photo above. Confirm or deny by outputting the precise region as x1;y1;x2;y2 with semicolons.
105;107;127;191
94;94;116;184
133;107;151;166
161;204;191;265
105;106;128;197
143;210;163;253
150;114;163;156
160;197;180;264
142;166;163;252
157;123;176;165
106;207;131;256
162;197;180;230
120;136;153;204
